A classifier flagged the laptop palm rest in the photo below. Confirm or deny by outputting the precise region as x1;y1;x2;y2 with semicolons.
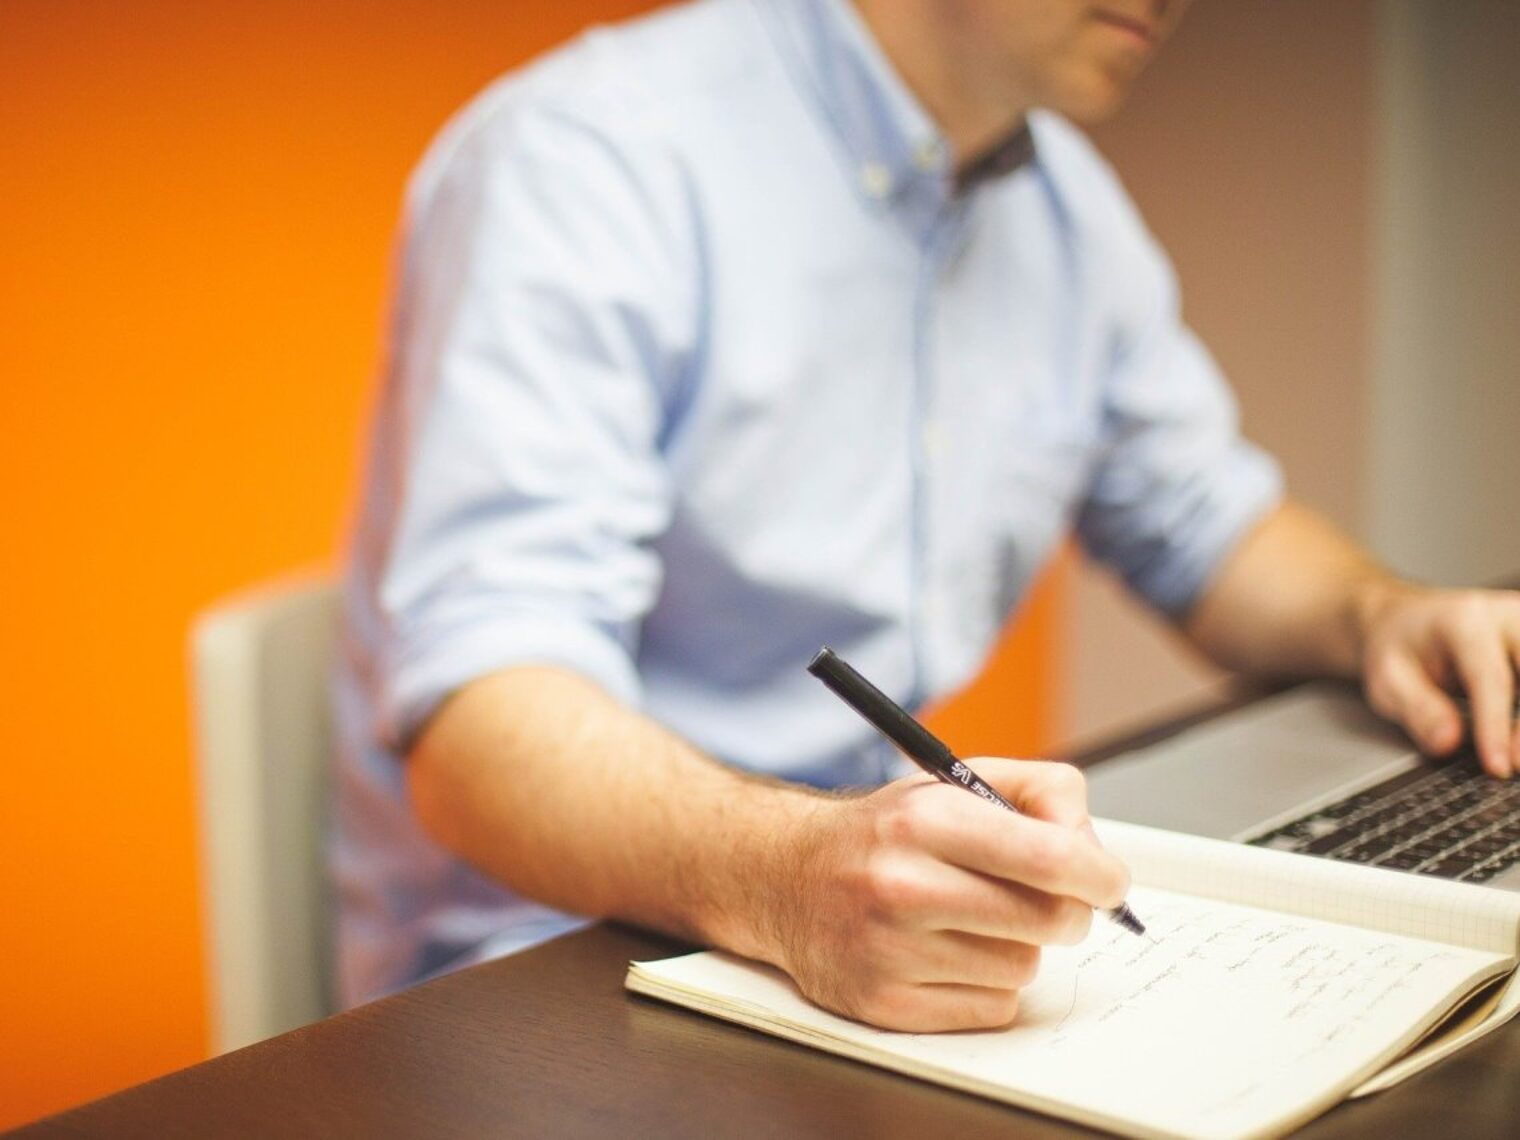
1085;684;1421;841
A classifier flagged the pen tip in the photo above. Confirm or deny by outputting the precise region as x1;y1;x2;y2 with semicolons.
1112;904;1147;938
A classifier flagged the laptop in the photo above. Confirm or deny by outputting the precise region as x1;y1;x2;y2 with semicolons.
1085;683;1520;891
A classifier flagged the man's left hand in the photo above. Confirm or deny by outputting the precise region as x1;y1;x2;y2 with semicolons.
1357;584;1520;778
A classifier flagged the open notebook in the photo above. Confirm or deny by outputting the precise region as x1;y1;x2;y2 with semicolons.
626;820;1520;1140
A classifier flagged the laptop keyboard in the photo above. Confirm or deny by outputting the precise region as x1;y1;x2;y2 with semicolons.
1249;756;1520;883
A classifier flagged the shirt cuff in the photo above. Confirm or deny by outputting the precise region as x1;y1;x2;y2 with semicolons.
380;611;643;751
1129;446;1286;620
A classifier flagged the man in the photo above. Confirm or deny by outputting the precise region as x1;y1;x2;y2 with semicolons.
335;0;1520;1030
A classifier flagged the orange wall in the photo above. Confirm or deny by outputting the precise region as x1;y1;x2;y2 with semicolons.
0;1;1060;1126
925;553;1067;760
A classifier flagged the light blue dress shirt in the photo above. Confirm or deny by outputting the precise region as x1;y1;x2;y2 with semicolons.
334;0;1283;1006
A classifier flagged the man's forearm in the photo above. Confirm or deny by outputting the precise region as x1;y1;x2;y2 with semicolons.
1181;500;1407;679
406;665;827;961
1183;499;1520;775
405;662;1132;1031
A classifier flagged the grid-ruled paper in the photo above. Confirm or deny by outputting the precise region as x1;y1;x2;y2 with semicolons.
630;891;1509;1140
1097;819;1520;955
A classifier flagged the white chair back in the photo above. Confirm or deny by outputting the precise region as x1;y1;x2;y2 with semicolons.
191;577;338;1053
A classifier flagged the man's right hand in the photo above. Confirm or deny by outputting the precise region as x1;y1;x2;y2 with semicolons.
759;758;1130;1032
409;668;1128;1035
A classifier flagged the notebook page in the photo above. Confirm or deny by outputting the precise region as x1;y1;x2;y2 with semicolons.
1097;818;1520;955
1351;971;1520;1096
629;885;1508;1140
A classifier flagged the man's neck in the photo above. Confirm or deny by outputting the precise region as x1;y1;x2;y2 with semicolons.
852;0;1030;172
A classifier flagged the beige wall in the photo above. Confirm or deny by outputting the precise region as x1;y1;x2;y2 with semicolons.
1061;0;1378;746
1371;0;1520;587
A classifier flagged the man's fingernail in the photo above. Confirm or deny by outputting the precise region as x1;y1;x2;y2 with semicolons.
1081;821;1102;845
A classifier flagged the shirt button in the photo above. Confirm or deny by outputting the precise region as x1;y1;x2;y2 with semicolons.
912;139;944;172
922;421;944;459
860;162;893;199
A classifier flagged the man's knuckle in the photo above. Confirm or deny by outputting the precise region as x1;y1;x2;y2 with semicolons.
1455;594;1491;636
1054;762;1086;793
863;856;921;917
877;801;920;847
1026;893;1071;943
1010;944;1042;987
1063;900;1095;945
979;989;1021;1028
1365;653;1398;692
882;788;948;846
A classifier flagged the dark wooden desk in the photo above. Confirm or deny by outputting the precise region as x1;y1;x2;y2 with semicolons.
16;693;1520;1139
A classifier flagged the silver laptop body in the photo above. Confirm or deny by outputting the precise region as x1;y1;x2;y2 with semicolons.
1085;682;1520;892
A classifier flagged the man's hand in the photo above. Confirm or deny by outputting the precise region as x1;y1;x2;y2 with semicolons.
1357;583;1520;778
411;669;1127;1035
761;759;1130;1033
1185;502;1520;778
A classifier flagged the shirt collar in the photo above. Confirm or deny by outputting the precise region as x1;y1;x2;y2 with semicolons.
956;121;1036;193
760;0;1036;205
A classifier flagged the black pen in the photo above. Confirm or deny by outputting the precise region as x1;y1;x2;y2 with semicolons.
807;646;1147;938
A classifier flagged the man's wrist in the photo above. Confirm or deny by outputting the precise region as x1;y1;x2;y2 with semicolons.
692;782;837;970
1346;572;1421;674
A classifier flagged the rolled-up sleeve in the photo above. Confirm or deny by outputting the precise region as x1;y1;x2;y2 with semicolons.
366;100;698;750
1074;215;1283;620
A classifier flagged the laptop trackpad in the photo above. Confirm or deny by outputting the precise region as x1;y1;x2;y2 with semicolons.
1086;684;1421;840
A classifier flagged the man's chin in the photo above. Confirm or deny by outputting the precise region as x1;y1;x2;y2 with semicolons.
1042;72;1136;124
